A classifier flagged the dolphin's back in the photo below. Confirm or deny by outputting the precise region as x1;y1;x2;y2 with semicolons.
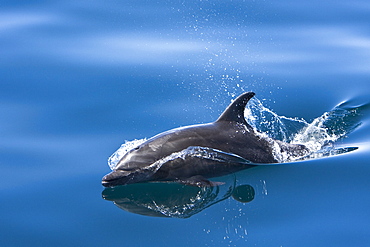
140;121;277;164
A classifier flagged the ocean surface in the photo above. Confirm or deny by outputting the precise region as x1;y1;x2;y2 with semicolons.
2;1;370;246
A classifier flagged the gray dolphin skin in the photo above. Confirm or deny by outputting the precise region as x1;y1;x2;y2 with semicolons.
102;92;309;187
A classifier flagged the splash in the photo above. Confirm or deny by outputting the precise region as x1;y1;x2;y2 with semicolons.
108;139;146;170
245;98;307;142
245;97;366;161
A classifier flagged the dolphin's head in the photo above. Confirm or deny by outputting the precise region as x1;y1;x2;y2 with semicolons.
102;142;161;187
102;169;153;187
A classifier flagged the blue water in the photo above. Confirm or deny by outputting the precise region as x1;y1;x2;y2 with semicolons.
2;1;370;246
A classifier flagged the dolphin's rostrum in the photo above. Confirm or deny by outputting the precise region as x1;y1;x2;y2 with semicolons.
102;92;309;187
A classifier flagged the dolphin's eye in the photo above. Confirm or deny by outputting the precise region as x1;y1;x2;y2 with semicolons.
133;146;140;150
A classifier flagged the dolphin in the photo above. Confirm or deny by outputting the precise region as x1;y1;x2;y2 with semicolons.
102;92;309;187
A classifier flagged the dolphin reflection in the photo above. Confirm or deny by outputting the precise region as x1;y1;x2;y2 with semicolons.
102;175;255;218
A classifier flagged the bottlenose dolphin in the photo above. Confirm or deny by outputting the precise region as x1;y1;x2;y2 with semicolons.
102;92;309;187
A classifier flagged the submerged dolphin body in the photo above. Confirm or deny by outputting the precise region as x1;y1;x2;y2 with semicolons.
102;92;309;187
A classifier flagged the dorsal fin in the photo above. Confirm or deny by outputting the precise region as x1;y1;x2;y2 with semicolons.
216;92;255;124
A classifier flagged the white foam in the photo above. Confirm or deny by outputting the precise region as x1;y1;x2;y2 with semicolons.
108;138;147;170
